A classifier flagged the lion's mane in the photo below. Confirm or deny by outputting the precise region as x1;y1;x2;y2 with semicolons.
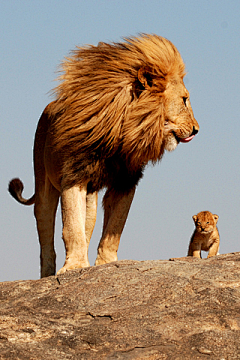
50;34;186;191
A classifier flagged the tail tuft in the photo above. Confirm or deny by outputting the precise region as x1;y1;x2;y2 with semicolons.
8;178;24;199
8;178;35;205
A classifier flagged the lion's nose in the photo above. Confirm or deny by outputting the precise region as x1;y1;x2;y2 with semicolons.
192;126;198;136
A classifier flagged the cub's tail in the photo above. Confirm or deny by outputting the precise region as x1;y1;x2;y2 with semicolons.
8;178;35;205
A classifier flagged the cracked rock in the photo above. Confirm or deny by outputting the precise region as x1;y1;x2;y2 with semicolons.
1;254;240;359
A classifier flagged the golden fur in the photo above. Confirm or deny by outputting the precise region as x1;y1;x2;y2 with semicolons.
9;34;199;277
50;34;199;189
188;211;220;258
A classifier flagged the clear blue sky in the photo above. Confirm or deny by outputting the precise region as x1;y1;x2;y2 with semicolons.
1;0;240;281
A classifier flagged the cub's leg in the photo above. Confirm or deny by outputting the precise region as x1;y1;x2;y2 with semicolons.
207;240;220;258
192;249;202;258
187;241;202;258
85;192;98;250
95;187;135;265
57;184;90;275
34;178;60;278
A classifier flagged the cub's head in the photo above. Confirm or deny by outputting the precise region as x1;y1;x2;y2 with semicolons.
193;211;219;234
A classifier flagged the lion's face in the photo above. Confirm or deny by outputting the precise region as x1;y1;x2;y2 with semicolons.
193;211;219;235
162;79;199;151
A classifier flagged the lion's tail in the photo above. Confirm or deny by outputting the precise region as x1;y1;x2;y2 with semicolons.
8;178;35;206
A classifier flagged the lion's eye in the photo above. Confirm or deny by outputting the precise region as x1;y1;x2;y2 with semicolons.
183;97;188;106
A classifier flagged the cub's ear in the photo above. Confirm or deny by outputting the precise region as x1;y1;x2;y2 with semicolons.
137;66;166;92
213;214;219;223
192;215;197;222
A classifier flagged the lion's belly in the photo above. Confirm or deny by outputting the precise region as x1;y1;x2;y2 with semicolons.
60;153;144;194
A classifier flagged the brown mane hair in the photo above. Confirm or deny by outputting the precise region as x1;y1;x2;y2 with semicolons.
50;34;186;191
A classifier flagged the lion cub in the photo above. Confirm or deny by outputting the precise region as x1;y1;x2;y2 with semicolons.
188;211;220;258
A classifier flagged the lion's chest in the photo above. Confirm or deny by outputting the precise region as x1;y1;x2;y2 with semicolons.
85;155;144;193
194;229;216;251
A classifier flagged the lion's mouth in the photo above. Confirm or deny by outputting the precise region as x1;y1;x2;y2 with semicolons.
178;134;196;143
199;229;212;234
173;132;195;144
173;126;198;144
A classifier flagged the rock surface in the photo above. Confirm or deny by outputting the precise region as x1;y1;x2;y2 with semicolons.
1;253;240;359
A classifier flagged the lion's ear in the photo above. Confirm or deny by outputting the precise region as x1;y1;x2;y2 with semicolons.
138;66;153;90
213;214;219;223
192;215;197;223
138;66;166;92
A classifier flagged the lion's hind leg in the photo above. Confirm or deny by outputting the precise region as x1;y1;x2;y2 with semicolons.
57;184;90;275
34;179;60;278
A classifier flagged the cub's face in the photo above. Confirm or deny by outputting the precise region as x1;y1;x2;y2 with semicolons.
163;80;199;151
193;211;219;234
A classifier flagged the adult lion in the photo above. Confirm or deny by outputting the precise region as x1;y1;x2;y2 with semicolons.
9;34;199;278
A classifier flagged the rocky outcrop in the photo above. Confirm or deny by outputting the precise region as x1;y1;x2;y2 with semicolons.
1;253;240;359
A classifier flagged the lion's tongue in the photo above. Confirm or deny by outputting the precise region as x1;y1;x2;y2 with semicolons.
179;135;195;143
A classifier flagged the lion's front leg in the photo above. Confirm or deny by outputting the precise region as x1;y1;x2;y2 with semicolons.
95;187;135;266
57;184;90;275
85;192;98;249
207;239;220;258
